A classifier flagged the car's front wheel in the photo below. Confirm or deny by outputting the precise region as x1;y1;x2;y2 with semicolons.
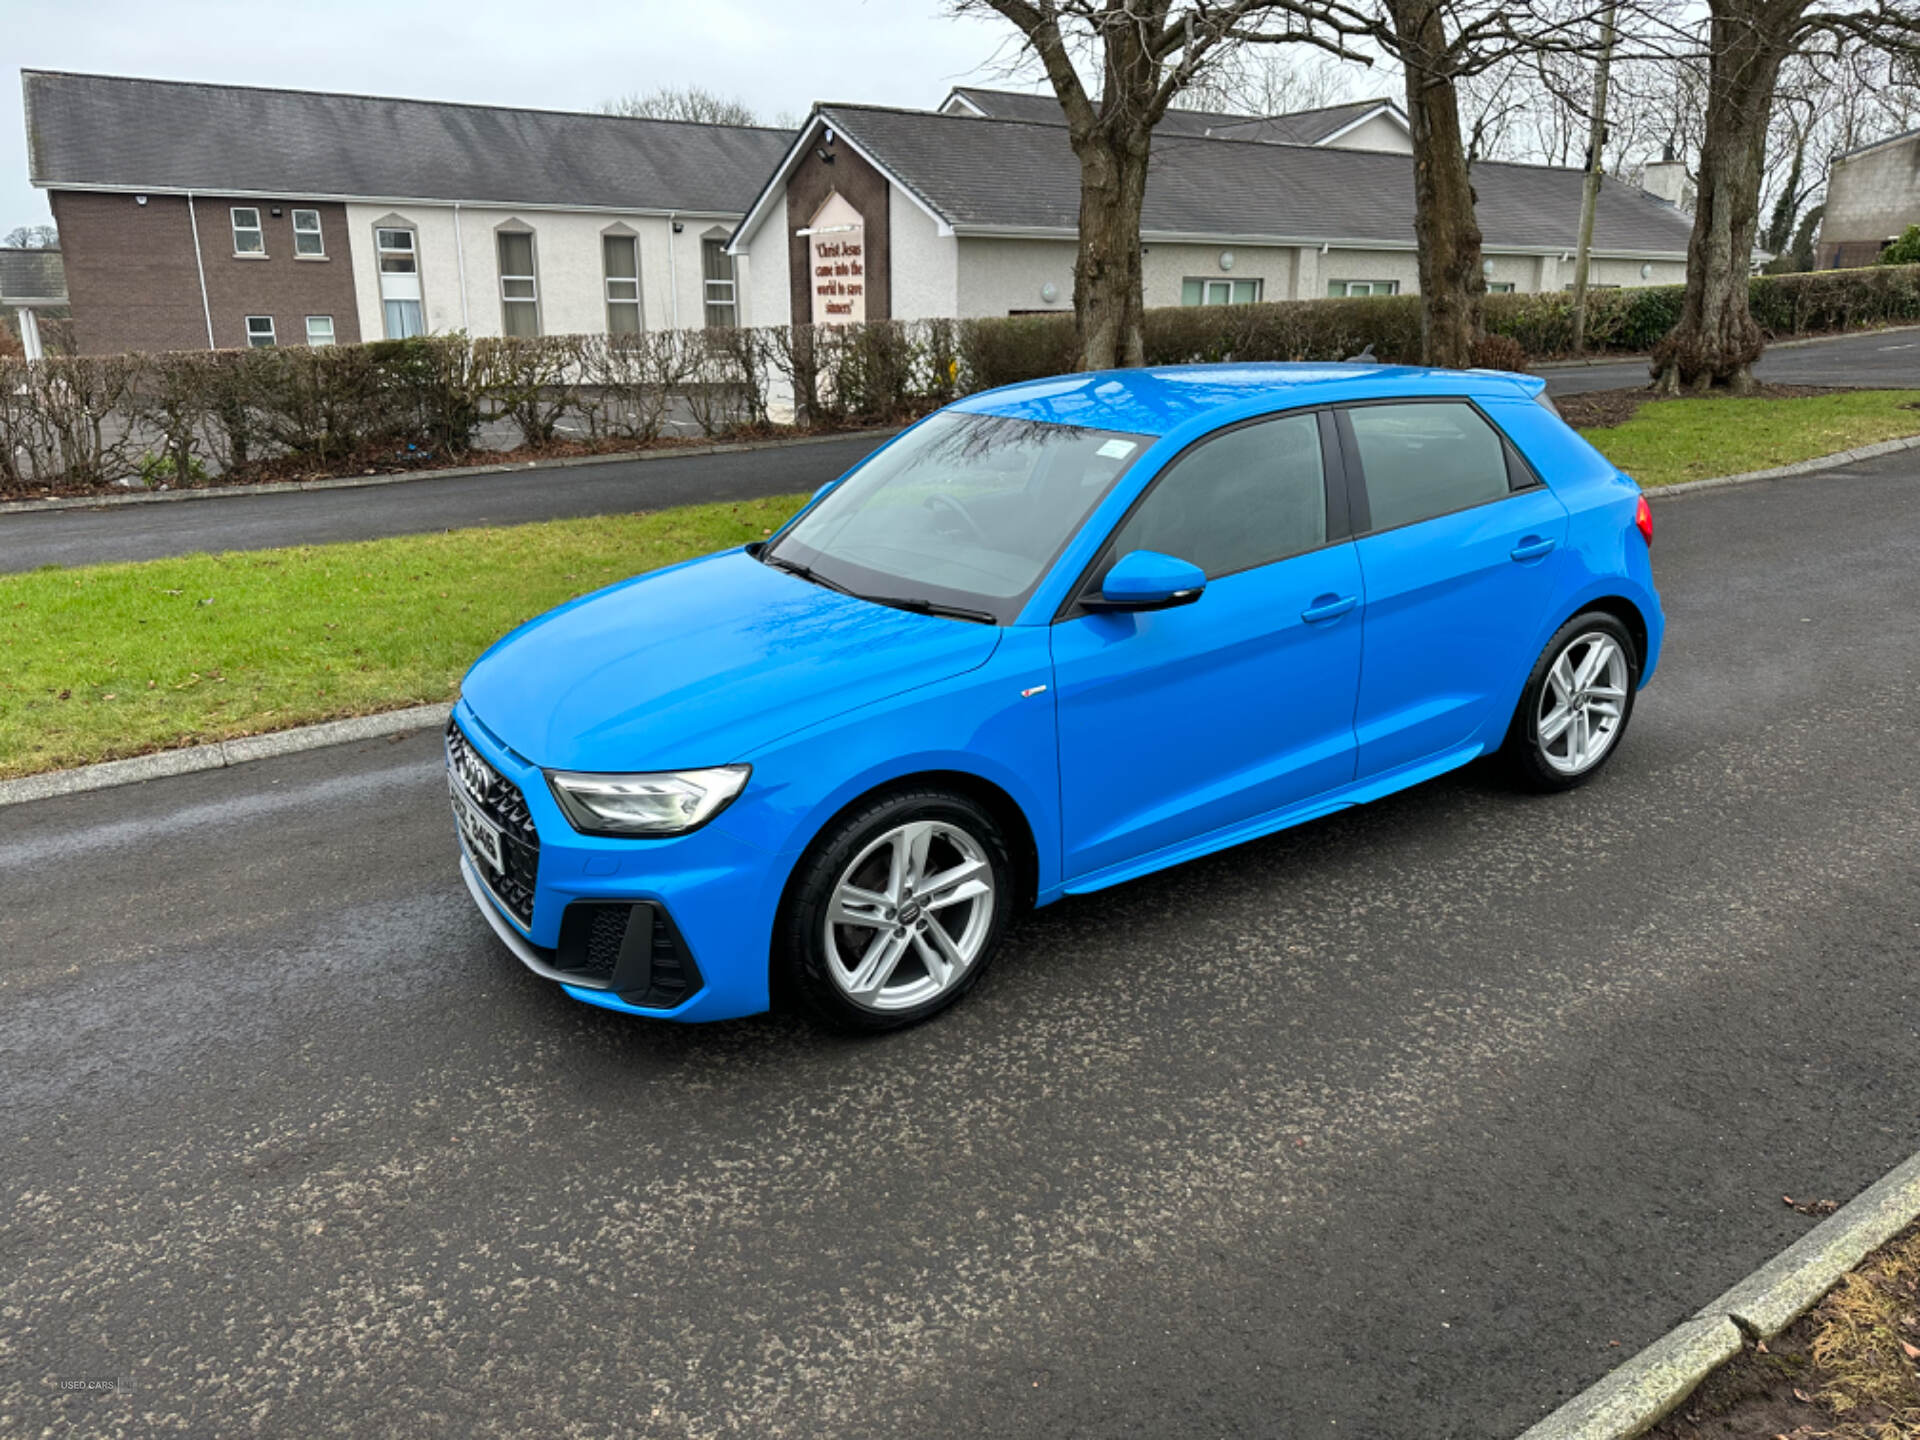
780;789;1015;1031
1504;611;1640;792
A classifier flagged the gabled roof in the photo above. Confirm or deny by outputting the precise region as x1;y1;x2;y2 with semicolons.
0;247;66;304
735;105;1693;258
22;71;794;215
1198;98;1409;147
939;87;1407;146
1833;124;1920;162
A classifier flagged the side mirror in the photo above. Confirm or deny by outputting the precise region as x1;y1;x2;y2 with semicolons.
1087;550;1207;612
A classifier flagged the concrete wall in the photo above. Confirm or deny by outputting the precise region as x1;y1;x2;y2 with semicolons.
889;188;958;320
343;202;726;340
1817;134;1920;268
1326;113;1413;154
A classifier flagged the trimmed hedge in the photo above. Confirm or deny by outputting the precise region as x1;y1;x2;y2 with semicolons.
6;264;1917;492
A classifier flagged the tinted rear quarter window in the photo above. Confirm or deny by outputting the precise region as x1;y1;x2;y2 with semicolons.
1348;402;1510;532
1106;412;1326;579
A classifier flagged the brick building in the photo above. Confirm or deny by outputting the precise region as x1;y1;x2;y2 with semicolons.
22;71;790;355
1817;127;1920;269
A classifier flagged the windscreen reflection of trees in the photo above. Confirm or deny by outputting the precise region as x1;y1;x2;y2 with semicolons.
779;413;1138;605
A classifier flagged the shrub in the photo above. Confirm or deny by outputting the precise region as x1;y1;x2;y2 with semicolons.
1469;332;1529;373
1876;225;1920;267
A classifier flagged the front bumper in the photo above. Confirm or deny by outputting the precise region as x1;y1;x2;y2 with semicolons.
447;702;784;1022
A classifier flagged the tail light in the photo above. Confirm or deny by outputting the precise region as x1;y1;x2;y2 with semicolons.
1633;495;1653;547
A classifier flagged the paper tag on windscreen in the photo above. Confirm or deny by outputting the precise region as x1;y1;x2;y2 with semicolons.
1096;440;1137;459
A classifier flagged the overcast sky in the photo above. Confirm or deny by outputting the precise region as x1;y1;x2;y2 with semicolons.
1;0;1033;232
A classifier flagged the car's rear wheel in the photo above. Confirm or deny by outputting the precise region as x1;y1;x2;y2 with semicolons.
1504;611;1640;792
780;789;1014;1031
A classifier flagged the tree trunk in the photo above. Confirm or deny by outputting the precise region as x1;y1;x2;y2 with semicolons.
1571;2;1619;355
1651;2;1796;394
1391;1;1484;369
1070;129;1153;371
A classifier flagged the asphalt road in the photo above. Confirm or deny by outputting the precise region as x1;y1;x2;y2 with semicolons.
1540;324;1920;395
4;327;1912;576
0;433;891;574
5;451;1918;1438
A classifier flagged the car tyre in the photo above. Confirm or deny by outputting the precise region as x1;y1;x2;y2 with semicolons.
1503;610;1641;793
779;788;1016;1032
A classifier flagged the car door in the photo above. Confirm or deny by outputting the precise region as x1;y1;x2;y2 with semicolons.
1050;410;1366;881
1339;399;1572;780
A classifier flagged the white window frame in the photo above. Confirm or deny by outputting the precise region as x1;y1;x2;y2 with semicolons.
497;229;541;337
603;233;642;335
245;315;276;347
1183;277;1263;307
376;227;425;339
701;238;736;328
376;227;417;274
1328;279;1400;297
291;209;325;258
231;206;265;256
305;315;336;347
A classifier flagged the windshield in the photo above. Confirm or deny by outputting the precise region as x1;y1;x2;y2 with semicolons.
766;410;1148;624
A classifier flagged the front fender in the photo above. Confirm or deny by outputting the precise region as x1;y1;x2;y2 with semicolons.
713;626;1062;899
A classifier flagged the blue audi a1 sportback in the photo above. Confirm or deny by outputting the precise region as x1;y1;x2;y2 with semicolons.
448;363;1662;1030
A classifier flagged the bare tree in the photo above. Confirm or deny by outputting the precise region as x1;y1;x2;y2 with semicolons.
1651;1;1920;393
949;0;1371;370
1186;49;1361;113
1329;1;1640;368
2;223;58;249
597;86;763;126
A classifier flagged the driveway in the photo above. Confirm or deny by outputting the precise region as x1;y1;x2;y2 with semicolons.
1542;325;1920;395
4;452;1917;1438
0;432;891;574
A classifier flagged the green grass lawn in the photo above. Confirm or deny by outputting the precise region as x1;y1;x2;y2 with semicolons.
0;494;806;779
1578;389;1920;487
7;388;1920;781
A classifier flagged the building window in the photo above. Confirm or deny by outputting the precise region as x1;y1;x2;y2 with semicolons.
603;234;642;335
702;238;736;328
376;227;424;338
1181;278;1263;306
1485;281;1516;293
292;209;325;257
498;230;539;337
231;207;265;255
246;316;276;347
1328;280;1400;297
305;315;335;346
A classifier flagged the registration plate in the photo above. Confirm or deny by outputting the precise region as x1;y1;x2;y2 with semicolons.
449;778;505;872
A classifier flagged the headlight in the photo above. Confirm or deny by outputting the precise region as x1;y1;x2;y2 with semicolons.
545;765;750;837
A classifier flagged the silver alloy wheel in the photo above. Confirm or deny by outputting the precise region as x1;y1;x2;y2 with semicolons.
823;819;996;1013
1536;630;1630;775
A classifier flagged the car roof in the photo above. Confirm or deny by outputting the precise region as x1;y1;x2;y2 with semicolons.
950;362;1546;437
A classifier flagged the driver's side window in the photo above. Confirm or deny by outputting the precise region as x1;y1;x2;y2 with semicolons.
1104;412;1327;580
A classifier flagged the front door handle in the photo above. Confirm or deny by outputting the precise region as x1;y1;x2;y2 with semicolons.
1301;593;1358;624
1511;535;1557;562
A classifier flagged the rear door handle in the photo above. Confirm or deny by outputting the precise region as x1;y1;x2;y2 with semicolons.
1510;535;1557;562
1301;593;1358;624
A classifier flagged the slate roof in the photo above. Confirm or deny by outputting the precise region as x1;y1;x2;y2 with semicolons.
799;105;1691;256
23;71;794;214
0;247;66;303
942;87;1402;144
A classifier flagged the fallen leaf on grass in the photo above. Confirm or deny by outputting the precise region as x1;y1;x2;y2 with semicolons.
1902;1340;1920;1361
1792;1387;1813;1403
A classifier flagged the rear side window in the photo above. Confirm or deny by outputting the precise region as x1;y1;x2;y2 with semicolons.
1105;412;1326;579
1347;402;1510;532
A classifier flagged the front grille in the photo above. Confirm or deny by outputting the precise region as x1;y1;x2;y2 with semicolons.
447;719;540;928
554;901;703;1008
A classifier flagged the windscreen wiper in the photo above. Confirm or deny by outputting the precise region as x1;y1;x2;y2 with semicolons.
861;595;999;626
760;550;854;596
